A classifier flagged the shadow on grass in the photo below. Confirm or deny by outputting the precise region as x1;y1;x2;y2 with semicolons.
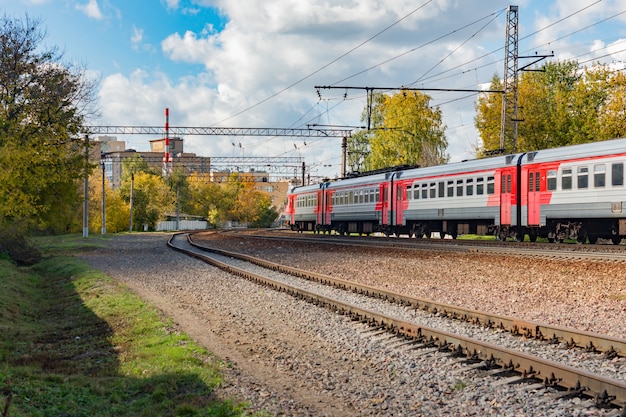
0;255;247;417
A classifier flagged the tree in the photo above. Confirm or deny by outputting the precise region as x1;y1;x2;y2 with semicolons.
346;129;370;174
600;70;626;139
351;90;448;171
185;174;225;227
475;60;626;155
474;74;504;156
118;172;174;231
88;169;130;234
0;15;98;232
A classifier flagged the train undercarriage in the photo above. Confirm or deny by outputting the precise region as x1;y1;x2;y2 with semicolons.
289;217;626;244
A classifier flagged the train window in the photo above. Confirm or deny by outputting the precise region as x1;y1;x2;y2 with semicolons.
501;174;513;193
348;191;353;204
456;179;464;197
413;184;419;199
375;188;380;202
421;183;428;199
577;166;589;189
447;180;454;197
612;163;624;186
594;164;606;188
562;168;572;190
487;176;495;194
406;186;412;201
466;178;474;196
547;170;557;190
476;177;484;195
429;182;436;199
438;181;445;198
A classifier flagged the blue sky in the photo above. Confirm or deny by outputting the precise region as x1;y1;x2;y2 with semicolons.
2;0;626;179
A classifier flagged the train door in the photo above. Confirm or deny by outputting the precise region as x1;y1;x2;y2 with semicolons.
527;169;541;226
324;187;333;226
315;188;324;227
381;182;390;226
500;169;514;225
393;182;404;226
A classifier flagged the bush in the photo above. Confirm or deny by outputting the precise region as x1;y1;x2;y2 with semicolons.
0;224;42;266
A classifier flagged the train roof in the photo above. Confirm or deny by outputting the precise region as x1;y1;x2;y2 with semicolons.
525;137;626;164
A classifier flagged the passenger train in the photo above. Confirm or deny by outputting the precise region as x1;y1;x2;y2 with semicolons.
285;137;626;244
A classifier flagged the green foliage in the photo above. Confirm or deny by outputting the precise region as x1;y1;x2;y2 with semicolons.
475;60;626;155
0;16;97;232
0;240;253;416
474;74;504;156
118;172;175;231
0;223;42;265
349;90;448;172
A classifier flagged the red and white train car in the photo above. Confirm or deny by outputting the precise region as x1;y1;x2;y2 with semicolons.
285;137;626;243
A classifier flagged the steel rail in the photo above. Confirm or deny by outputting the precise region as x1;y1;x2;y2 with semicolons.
235;231;626;263
186;233;626;358
168;233;626;407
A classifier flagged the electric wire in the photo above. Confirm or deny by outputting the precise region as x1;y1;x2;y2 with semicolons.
209;0;434;127
330;9;506;86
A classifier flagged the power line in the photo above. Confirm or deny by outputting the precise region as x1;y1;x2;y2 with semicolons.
330;8;506;86
210;0;435;127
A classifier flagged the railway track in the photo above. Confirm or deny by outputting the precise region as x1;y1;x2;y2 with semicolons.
168;233;626;411
234;229;626;263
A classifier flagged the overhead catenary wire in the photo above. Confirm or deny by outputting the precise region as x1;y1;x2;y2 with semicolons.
209;0;434;127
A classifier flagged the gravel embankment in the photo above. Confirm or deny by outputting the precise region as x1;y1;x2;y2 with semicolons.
193;233;626;338
80;233;626;417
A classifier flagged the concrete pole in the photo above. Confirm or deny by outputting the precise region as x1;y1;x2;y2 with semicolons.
83;135;89;238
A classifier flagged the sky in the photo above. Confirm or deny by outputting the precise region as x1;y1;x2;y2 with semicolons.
2;0;626;180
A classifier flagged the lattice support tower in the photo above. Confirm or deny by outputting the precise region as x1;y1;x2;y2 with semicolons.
500;5;519;153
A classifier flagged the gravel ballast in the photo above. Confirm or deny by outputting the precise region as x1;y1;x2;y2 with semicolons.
81;233;626;416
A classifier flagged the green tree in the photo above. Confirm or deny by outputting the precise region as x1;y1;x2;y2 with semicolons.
88;169;130;234
474;74;504;156
0;15;97;232
476;60;626;155
355;90;448;170
600;70;626;138
118;172;174;231
186;174;225;227
346;129;371;174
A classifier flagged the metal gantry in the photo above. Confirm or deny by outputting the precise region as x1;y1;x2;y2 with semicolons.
83;125;352;138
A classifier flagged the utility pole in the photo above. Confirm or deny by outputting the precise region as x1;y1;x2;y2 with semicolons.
101;158;106;234
83;135;89;238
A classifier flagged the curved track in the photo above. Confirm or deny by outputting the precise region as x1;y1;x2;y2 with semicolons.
168;233;626;409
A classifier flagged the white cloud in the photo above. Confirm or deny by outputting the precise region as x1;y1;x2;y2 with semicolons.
606;38;626;62
76;0;104;20
131;25;144;51
95;0;626;179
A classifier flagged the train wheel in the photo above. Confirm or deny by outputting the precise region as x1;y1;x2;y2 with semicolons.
529;231;538;242
588;235;598;244
576;235;587;244
611;236;622;245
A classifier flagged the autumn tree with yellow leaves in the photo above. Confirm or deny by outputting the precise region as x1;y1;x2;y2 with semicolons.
348;90;448;173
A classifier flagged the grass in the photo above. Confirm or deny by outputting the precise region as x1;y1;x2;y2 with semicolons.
0;234;257;416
